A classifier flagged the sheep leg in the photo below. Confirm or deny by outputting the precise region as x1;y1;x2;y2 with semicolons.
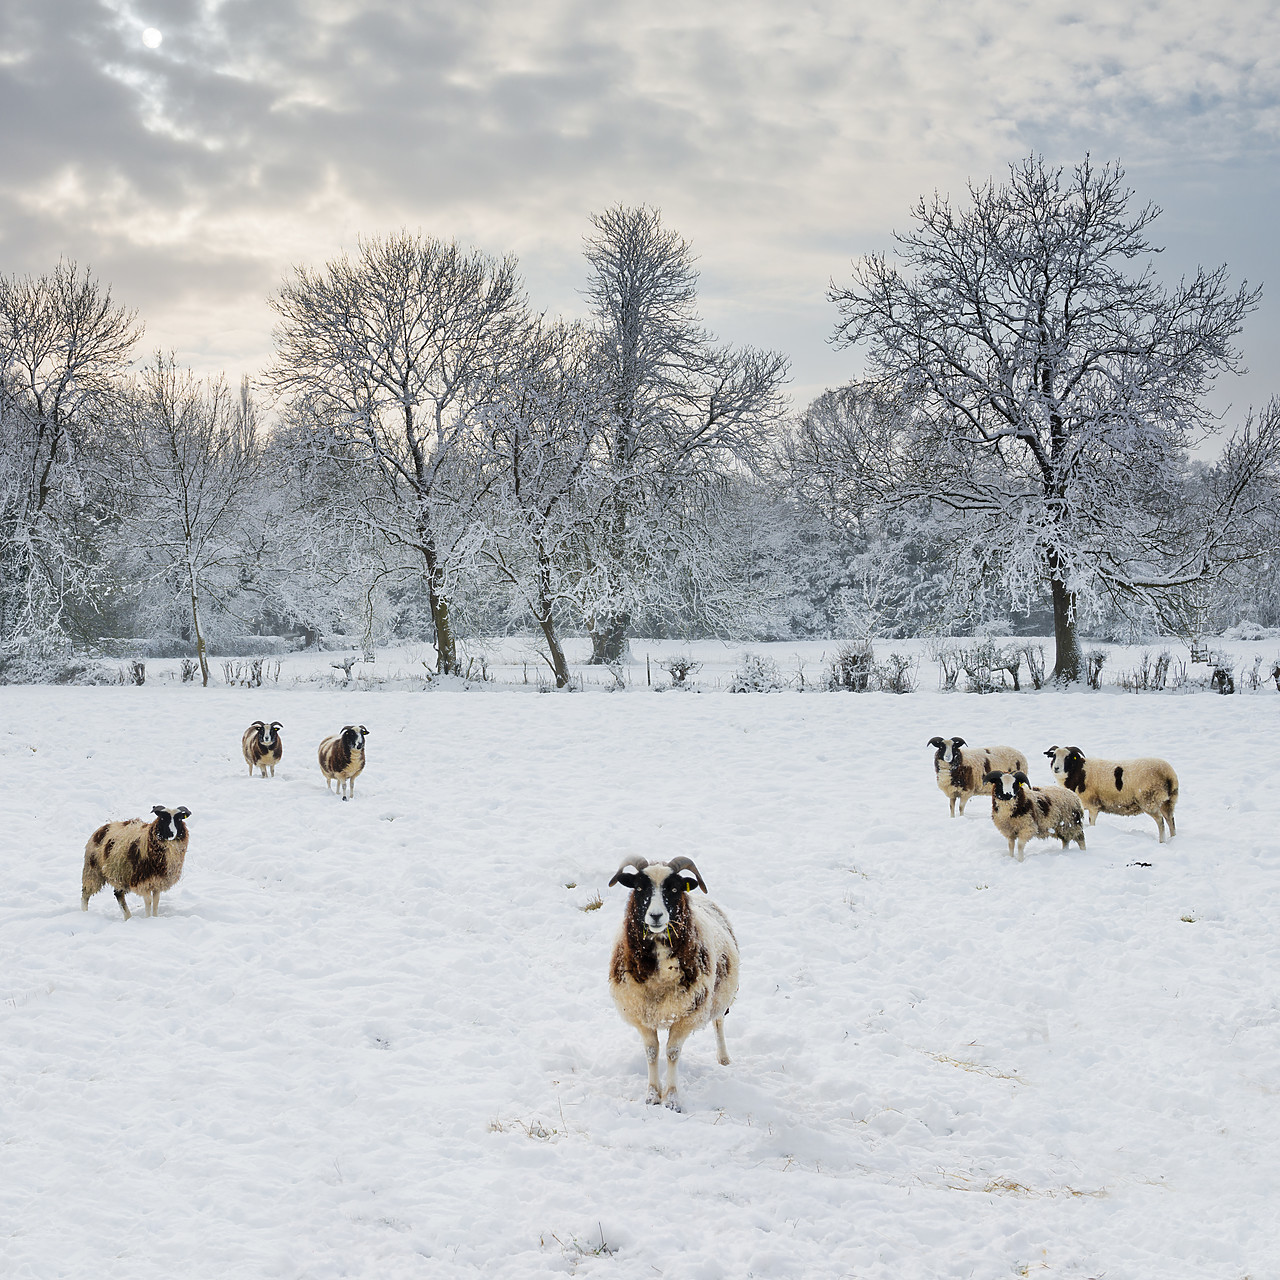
640;1028;661;1104
1015;837;1026;863
957;796;968;815
1164;804;1176;839
713;1017;730;1066
1087;807;1100;826
1006;835;1016;858
663;1019;699;1111
113;889;132;920
949;795;957;817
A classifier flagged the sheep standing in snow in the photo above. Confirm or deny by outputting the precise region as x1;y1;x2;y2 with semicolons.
318;724;368;799
242;720;283;777
983;770;1086;861
928;737;1028;815
608;856;739;1112
1044;746;1179;842
81;805;191;918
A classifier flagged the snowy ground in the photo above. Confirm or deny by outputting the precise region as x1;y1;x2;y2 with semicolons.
2;678;1278;1278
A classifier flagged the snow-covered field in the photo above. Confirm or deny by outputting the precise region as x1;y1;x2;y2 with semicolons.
2;678;1278;1278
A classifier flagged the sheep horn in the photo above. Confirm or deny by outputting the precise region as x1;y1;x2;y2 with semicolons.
608;856;649;887
667;856;707;893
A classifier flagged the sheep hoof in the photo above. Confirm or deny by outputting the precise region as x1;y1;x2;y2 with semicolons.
663;1092;682;1112
645;1087;662;1106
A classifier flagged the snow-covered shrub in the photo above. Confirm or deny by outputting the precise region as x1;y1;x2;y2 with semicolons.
729;652;786;693
957;641;1004;693
877;652;917;694
1019;643;1047;690
1118;650;1172;693
1085;649;1107;689
1224;621;1268;641
663;655;702;687
827;640;874;691
927;641;963;691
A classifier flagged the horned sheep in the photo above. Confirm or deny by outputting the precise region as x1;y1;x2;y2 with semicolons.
928;736;1029;815
1044;746;1179;842
607;856;739;1111
318;724;368;799
81;805;191;919
983;770;1086;861
242;720;283;777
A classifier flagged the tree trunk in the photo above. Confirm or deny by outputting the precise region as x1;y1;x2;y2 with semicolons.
536;613;571;688
188;567;210;687
589;613;630;665
1049;569;1081;683
418;537;458;676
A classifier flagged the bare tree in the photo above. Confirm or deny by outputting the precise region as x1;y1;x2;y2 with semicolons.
826;155;1262;681
582;205;789;662
268;232;531;674
473;320;607;687
0;261;139;648
112;356;260;685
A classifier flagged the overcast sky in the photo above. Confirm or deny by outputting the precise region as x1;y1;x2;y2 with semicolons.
2;0;1278;415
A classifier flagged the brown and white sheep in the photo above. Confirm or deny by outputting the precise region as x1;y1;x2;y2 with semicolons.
242;720;283;777
81;805;191;919
318;724;368;799
983;770;1086;861
928;736;1029;815
608;856;739;1112
1044;746;1179;842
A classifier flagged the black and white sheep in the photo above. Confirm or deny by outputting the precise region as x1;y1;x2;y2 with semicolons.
318;724;368;799
1044;746;1179;842
81;805;191;918
242;720;283;777
607;856;739;1111
928;736;1029;815
983;770;1086;861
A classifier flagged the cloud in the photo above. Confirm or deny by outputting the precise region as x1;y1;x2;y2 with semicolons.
1;0;1277;408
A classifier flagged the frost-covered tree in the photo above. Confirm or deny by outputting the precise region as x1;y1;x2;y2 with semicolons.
268;233;531;674
111;357;260;685
472;320;608;687
581;205;789;662
0;262;139;650
826;156;1264;681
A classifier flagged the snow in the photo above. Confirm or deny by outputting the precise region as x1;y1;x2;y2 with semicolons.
2;672;1279;1278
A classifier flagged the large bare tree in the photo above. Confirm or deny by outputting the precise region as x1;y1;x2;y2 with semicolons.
826;155;1263;680
268;232;530;675
113;356;260;685
582;205;789;663
0;261;139;648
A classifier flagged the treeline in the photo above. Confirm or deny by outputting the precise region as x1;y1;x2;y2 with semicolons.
5;167;1280;686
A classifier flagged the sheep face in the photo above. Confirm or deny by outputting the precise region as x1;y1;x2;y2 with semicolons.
151;805;191;842
254;721;282;748
1045;746;1086;791
610;862;703;935
984;771;1020;803
929;735;966;764
341;724;368;751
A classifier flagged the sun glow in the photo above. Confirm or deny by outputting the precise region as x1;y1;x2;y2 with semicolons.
142;27;162;49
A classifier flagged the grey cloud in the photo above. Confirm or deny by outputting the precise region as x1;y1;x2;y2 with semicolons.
1;0;1277;410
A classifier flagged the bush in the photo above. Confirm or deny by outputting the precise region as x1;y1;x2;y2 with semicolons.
877;652;917;694
828;640;875;691
729;652;786;693
663;655;702;687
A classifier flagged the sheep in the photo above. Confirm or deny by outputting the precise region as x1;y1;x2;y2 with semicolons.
318;724;368;799
983;770;1086;861
607;856;739;1112
1044;746;1179;842
81;805;191;919
928;736;1029;815
242;720;283;777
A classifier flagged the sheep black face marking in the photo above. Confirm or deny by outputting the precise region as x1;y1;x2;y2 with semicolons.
342;725;367;752
625;871;690;936
258;721;281;748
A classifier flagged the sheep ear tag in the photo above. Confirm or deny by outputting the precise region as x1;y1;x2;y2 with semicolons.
678;874;701;894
